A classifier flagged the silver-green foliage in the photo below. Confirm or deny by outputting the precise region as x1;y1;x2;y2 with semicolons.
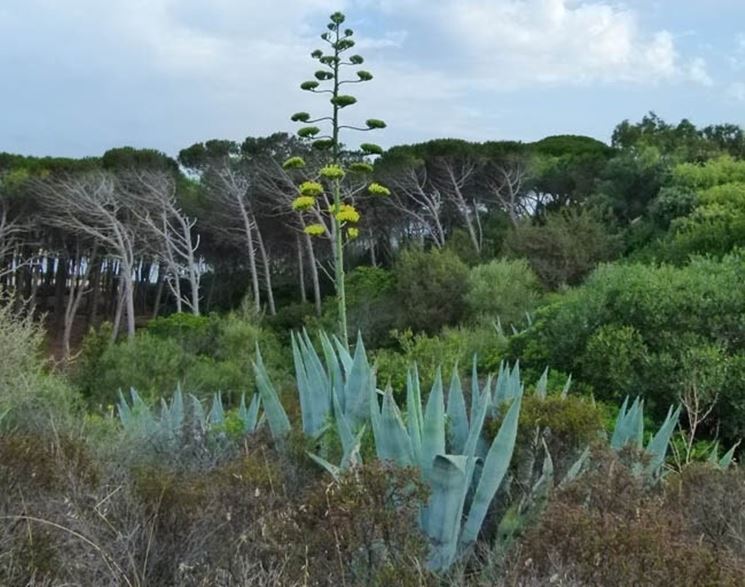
369;360;524;571
253;331;375;475
117;387;261;450
611;396;680;481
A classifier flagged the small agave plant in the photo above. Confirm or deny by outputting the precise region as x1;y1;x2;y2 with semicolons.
610;396;680;482
116;387;262;451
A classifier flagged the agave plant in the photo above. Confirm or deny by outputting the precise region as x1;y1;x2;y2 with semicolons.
611;396;680;482
367;361;525;571
253;330;375;474
117;388;262;448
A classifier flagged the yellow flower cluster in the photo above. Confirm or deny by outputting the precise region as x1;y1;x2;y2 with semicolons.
319;164;345;180
292;196;316;211
304;223;326;236
368;182;391;196
334;203;360;223
347;227;359;239
299;181;324;197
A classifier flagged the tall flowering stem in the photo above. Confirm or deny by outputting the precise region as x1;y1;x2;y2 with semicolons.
286;11;388;347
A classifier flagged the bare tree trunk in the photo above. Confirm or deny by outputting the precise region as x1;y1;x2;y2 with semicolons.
296;234;307;304
152;263;165;319
87;258;102;330
304;231;322;316
112;278;124;342
255;223;276;315
238;203;261;314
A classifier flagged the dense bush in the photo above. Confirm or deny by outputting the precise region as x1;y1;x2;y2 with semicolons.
465;258;542;328
394;247;470;334
74;313;288;406
509;253;745;435
504;208;621;288
374;324;508;396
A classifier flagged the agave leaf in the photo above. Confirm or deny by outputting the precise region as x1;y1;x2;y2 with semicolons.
307;452;341;481
406;367;423;463
345;333;371;426
644;405;680;478
421;370;446;475
535;367;549;399
460;394;522;548
239;393;261;433
377;389;413;466
190;394;207;431
208;392;225;426
561;374;572;398
422;454;472;571
340;426;366;470
718;441;740;469
253;345;291;439
168;388;184;433
292;332;329;436
560;446;590;488
447;369;469;453
610;396;630;449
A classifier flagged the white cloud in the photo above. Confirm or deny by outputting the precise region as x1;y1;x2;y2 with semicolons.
728;82;745;102
687;57;713;86
375;0;684;87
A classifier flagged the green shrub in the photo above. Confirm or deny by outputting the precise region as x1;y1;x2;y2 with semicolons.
465;258;542;328
75;313;288;407
393;247;469;334
374;324;508;396
504;208;621;289
509;253;745;433
0;292;79;431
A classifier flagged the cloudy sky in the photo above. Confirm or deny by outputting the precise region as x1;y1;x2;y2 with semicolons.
2;0;744;157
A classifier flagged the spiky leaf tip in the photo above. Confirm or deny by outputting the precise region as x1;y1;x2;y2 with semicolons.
291;112;311;123
320;164;345;180
297;126;321;138
368;182;391;196
301;80;320;91
304;223;326;237
282;156;306;170
360;143;384;155
299;181;324;197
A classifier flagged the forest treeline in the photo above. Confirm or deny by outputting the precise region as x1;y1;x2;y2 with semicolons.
1;112;744;362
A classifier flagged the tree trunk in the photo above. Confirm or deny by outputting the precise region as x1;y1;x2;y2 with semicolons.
152;263;165;319
304;231;322;316
296;234;307;304
255;223;276;315
237;202;261;314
